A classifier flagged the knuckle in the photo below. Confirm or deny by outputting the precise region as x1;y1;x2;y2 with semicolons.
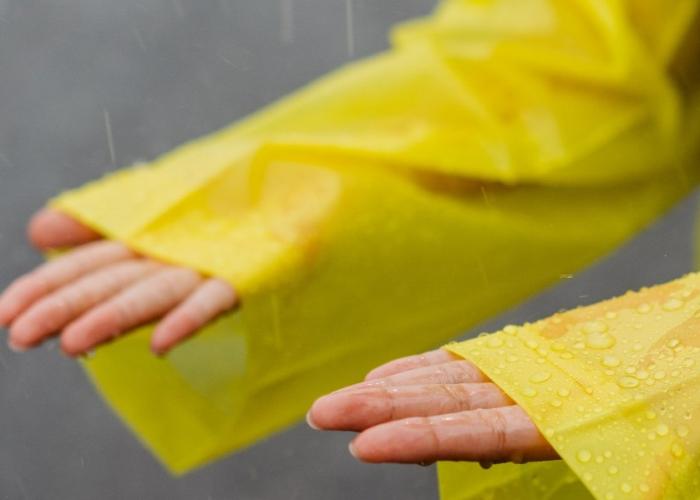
440;361;474;383
478;409;508;456
380;387;398;421
422;418;442;457
440;384;471;412
455;361;477;378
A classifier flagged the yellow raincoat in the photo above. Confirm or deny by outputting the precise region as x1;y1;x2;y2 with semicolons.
51;0;700;497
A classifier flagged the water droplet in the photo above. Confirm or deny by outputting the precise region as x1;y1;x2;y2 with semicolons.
550;342;565;352
584;321;608;334
671;442;685;458
526;340;538;349
550;399;562;408
657;424;670;436
663;298;684;311
574;342;585;350
560;352;574;359
684;411;693;420
639;484;650;493
503;325;518;335
577;449;592;463
654;371;666;380
522;387;538;397
544;428;554;438
684;358;695;368
604;451;613;458
586;332;616;350
645;410;657;420
676;425;690;438
637;303;652;314
530;371;551;384
602;355;621;368
608;465;618;475
636;370;649;380
583;472;593;481
558;388;571;398
617;376;639;389
621;483;632;494
606;311;618;320
633;342;643;352
487;337;503;348
668;339;681;349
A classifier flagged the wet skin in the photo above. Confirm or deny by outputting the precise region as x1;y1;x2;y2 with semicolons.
1;208;556;464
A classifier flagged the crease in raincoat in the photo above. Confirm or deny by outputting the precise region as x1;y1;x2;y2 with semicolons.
51;0;700;482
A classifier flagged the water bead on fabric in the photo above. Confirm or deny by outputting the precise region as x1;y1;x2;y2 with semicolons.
445;272;700;498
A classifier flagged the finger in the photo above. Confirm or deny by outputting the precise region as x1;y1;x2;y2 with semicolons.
60;267;203;356
350;405;557;464
8;260;164;350
309;382;514;431
150;278;238;355
338;361;488;394
365;349;460;380
0;241;135;326
27;208;101;250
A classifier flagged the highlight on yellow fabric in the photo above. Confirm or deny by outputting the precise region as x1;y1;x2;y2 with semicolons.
50;0;700;474
442;272;700;499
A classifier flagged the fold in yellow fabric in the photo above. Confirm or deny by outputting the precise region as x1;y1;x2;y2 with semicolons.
442;272;700;499
50;0;699;476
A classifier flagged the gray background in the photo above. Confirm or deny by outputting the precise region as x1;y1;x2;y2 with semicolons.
0;1;697;498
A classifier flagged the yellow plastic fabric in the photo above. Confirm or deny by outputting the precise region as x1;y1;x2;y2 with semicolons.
442;272;700;499
50;0;699;476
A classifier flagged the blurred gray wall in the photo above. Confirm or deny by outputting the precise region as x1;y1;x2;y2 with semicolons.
0;0;697;498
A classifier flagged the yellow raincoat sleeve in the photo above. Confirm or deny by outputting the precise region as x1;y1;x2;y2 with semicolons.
441;273;700;500
50;0;700;476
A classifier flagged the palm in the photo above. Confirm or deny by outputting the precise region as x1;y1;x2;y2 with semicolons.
0;209;237;356
308;349;558;465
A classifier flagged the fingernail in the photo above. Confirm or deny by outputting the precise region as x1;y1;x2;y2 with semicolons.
306;411;320;430
348;441;359;460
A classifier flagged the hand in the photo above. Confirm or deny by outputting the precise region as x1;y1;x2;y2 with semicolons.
308;349;558;465
0;209;238;356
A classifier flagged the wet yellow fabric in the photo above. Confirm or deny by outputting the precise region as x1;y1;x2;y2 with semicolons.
50;0;699;480
443;273;700;499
